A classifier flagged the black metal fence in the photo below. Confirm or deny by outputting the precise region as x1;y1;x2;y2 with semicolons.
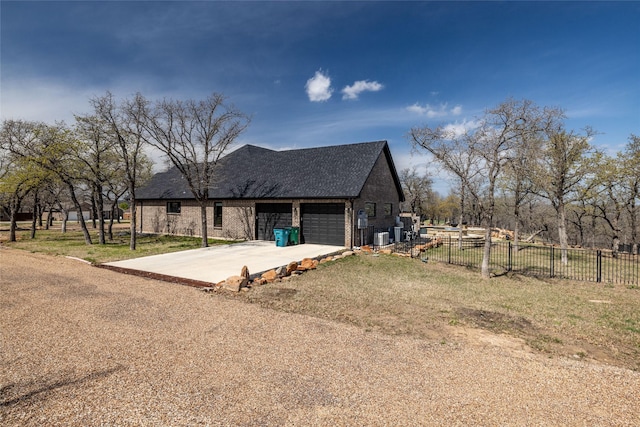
376;234;639;286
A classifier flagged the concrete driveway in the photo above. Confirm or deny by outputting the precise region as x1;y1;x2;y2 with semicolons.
104;241;345;284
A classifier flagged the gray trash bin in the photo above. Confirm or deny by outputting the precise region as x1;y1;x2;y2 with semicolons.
394;226;403;243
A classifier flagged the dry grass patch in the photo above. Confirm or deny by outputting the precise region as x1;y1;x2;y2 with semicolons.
241;253;640;370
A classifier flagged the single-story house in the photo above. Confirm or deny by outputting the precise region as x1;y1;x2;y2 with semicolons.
135;140;405;248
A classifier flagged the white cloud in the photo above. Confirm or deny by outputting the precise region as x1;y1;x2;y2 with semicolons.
406;103;429;115
451;105;462;115
443;119;480;137
406;103;463;118
341;80;384;100
406;103;447;118
305;70;333;102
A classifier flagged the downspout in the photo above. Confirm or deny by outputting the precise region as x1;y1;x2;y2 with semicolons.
350;199;355;249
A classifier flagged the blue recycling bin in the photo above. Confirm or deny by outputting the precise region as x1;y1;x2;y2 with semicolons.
274;228;290;247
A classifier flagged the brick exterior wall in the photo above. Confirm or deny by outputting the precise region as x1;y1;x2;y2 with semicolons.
353;152;402;246
136;151;401;248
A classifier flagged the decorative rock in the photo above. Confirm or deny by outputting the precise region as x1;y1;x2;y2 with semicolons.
261;269;278;283
286;261;299;275
342;251;354;257
300;258;317;270
361;246;373;253
275;266;285;276
252;278;266;286
240;265;250;280
380;249;393;255
223;275;248;292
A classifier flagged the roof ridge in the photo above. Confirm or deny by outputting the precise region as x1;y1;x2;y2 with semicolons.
274;140;387;154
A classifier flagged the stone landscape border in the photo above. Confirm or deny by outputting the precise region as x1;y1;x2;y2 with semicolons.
217;250;356;292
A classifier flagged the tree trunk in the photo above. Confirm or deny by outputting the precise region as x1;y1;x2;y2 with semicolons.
612;235;620;258
91;192;98;229
8;204;18;242
62;210;68;233
108;202;116;241
200;202;209;248
513;202;520;251
630;197;638;249
129;191;137;250
7;194;25;242
45;206;53;230
67;182;92;245
557;201;569;265
95;184;106;245
590;213;597;249
37;202;44;227
458;183;464;250
480;202;496;279
481;225;492;279
480;175;498;280
30;192;38;239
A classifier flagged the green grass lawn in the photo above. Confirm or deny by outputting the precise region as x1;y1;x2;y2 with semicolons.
0;221;236;264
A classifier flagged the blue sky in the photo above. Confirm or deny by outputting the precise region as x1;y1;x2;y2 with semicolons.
2;1;639;193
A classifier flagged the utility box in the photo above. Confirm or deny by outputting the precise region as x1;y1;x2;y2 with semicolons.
357;209;368;229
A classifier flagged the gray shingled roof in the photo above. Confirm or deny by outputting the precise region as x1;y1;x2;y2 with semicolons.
137;140;404;201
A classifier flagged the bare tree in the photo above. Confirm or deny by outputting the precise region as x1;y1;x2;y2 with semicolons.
91;92;152;250
588;154;627;255
620;134;640;253
399;167;433;216
499;103;563;249
533;126;598;265
40;176;68;231
140;93;250;247
411;99;560;278
410;125;483;250
471;100;532;278
74;114;120;244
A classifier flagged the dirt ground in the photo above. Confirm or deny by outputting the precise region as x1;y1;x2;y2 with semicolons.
1;247;639;426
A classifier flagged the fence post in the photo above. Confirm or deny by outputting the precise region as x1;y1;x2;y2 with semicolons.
550;246;555;278
448;236;452;264
508;241;512;272
596;250;602;283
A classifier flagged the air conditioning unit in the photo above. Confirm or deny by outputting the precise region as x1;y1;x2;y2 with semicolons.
374;232;389;246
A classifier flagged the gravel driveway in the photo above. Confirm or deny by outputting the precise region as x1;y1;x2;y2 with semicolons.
1;247;639;426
